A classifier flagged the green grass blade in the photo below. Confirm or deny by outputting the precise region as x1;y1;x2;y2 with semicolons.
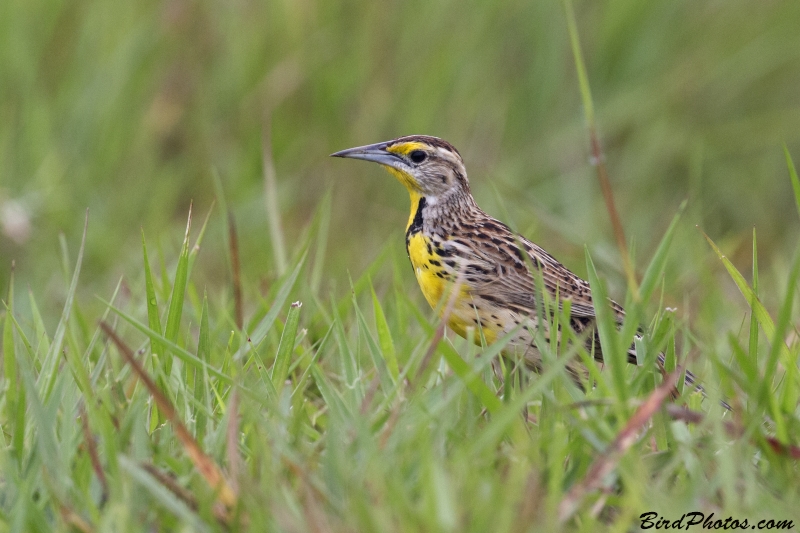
4;313;37;460
3;268;17;403
118;456;210;531
639;201;686;302
40;210;88;401
195;291;211;438
371;283;399;381
758;254;799;444
748;228;759;367
468;345;574;455
85;276;123;386
783;144;800;220
58;232;71;285
413;326;522;420
729;333;758;386
770;251;800;419
272;301;302;393
702;231;791;366
187;201;214;278
18;350;66;497
156;236;171;301
100;298;234;386
27;286;50;363
562;0;637;295
163;205;193;376
263;130;288;276
142;229;165;358
58;307;93;400
290;323;333;401
354;298;394;393
437;341;502;415
585;249;626;403
236;252;306;360
3;269;26;462
562;0;594;128
311;363;351;421
197;291;211;364
704;229;800;441
331;247;392;319
331;294;362;404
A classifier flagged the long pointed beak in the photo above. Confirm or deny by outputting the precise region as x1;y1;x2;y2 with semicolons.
330;141;403;167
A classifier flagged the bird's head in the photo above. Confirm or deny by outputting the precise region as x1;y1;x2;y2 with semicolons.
331;135;470;200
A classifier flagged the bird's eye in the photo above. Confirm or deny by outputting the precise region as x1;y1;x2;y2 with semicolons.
409;150;427;164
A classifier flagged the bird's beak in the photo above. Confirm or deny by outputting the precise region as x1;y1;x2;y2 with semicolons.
330;141;403;167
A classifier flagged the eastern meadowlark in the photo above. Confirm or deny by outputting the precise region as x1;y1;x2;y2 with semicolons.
332;135;692;388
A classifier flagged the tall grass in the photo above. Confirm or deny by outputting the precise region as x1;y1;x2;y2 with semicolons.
2;152;800;529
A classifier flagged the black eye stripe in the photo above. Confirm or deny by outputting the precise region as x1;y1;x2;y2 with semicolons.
409;150;427;163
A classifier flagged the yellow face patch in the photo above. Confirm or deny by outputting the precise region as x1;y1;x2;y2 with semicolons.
386;141;428;157
383;142;427;192
385;166;420;193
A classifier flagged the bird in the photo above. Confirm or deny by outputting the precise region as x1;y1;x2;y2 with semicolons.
331;135;693;389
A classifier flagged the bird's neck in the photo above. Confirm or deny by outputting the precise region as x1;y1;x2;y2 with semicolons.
406;190;426;237
405;190;476;237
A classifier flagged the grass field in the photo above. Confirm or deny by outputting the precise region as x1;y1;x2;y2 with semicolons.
2;0;800;531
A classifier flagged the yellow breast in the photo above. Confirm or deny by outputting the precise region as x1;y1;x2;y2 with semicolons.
406;232;499;345
404;193;501;345
407;232;447;309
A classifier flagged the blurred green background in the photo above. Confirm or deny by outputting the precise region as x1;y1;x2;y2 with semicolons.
1;0;799;325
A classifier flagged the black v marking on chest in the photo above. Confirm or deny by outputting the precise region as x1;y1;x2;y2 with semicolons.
405;197;427;247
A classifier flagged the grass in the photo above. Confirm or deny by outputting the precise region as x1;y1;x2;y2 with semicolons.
2;0;800;531
2;159;800;530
